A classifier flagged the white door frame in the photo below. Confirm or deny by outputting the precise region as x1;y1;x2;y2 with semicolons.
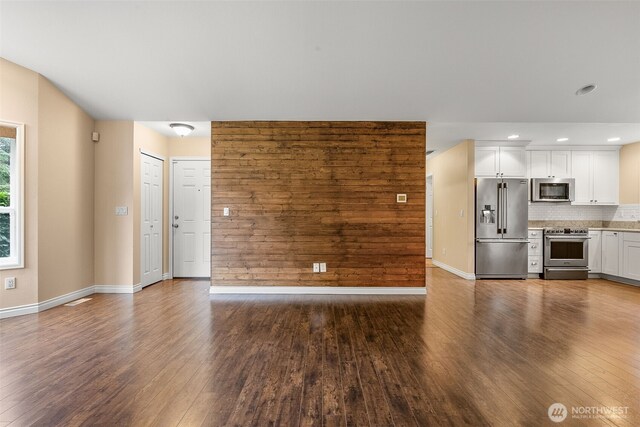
426;173;434;259
169;157;210;279
140;150;165;287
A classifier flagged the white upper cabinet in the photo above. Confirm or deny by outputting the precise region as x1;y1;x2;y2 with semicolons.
592;151;619;205
476;146;526;178
475;147;500;177
571;150;619;205
527;151;550;178
550;151;571;178
572;151;593;204
527;150;571;178
499;147;526;177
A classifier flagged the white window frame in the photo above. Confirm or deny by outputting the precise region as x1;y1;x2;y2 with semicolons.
0;121;25;270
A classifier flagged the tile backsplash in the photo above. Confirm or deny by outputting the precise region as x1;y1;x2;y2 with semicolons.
604;204;640;222
528;203;640;222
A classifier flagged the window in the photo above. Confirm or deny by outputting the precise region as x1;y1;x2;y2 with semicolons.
0;122;24;269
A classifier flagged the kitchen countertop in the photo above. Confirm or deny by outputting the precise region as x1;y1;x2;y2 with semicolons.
588;228;640;233
527;226;640;233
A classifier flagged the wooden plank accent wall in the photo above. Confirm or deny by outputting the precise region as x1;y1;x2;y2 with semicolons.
211;121;426;287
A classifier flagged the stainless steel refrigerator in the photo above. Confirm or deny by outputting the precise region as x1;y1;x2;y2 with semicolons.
475;178;528;279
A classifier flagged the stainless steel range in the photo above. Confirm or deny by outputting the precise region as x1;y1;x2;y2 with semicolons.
543;228;589;279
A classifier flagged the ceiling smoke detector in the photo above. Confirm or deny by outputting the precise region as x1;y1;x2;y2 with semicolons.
169;123;195;137
575;84;597;96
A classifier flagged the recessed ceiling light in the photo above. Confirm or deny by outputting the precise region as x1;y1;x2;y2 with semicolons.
607;137;621;142
507;134;519;140
169;123;195;137
576;84;597;96
556;138;569;142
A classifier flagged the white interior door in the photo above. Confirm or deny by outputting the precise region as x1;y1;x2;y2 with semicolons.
426;175;433;258
173;160;211;277
141;154;163;287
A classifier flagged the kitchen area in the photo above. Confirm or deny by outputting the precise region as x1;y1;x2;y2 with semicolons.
473;140;640;286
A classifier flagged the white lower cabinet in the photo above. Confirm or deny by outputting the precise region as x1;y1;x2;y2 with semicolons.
528;229;543;274
588;231;602;274
602;231;621;276
622;233;640;281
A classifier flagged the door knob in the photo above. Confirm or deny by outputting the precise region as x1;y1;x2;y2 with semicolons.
173;224;179;228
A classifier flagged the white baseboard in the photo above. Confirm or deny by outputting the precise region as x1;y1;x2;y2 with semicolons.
0;302;39;319
162;272;172;280
1;285;94;319
210;286;426;295
94;284;141;294
38;286;95;312
1;283;146;319
432;260;476;280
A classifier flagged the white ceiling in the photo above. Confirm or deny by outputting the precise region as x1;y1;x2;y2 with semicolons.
2;1;640;149
428;122;640;153
138;121;211;138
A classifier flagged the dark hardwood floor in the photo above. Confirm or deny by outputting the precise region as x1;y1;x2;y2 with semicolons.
1;266;639;426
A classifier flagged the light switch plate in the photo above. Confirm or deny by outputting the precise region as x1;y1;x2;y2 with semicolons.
320;263;327;273
313;263;320;273
115;206;128;216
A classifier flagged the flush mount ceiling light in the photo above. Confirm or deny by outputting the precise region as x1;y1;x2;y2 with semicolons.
507;134;519;140
607;137;621;142
169;123;195;137
575;84;597;96
557;137;569;142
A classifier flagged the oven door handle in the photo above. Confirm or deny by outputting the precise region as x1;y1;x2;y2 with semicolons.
544;236;591;240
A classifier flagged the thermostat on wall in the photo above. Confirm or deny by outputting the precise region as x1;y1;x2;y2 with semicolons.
396;194;407;203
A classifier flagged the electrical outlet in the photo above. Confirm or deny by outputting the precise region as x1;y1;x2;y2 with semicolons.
223;207;230;216
320;263;327;273
115;206;128;216
313;263;320;273
4;277;16;290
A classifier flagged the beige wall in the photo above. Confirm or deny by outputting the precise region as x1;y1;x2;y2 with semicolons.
37;76;95;301
1;58;209;310
96;124;207;287
133;123;169;284
620;141;640;204
0;58;40;308
427;140;475;275
94;121;134;287
0;58;96;308
167;136;210;158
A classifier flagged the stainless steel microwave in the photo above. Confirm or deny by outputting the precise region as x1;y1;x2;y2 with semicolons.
531;178;575;202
